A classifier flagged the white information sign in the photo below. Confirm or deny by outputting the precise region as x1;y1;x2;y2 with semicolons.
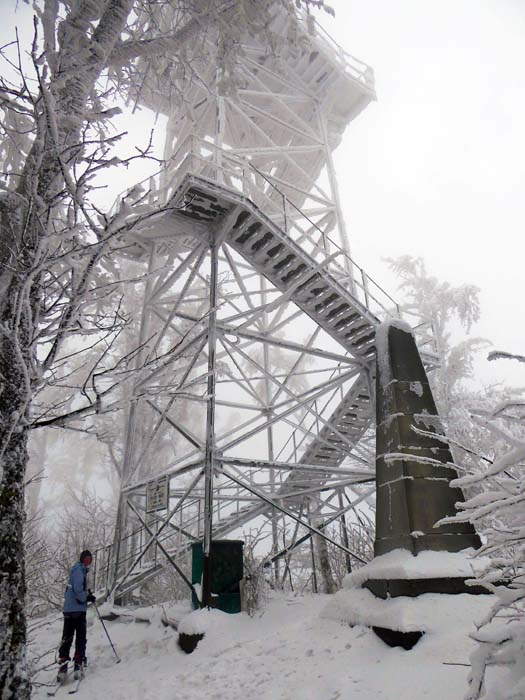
146;476;169;513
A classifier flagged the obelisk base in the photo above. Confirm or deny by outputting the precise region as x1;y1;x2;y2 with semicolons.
345;548;492;648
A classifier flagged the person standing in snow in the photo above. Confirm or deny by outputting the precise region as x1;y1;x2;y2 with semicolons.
57;550;97;681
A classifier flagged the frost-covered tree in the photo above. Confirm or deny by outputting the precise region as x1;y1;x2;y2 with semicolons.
0;1;334;697
386;261;525;699
386;255;487;413
437;354;525;700
386;255;494;474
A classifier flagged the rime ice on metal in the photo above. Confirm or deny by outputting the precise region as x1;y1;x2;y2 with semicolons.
106;9;437;602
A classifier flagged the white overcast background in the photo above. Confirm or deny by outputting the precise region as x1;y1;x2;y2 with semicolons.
324;0;525;388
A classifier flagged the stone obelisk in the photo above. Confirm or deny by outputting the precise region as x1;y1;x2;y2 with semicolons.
364;320;481;605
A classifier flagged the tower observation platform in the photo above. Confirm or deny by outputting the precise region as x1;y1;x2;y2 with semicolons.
102;7;437;602
136;6;375;257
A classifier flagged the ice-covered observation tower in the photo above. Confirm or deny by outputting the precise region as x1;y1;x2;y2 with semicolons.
102;7;437;604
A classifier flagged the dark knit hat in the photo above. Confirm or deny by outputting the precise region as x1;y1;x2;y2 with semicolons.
79;550;93;563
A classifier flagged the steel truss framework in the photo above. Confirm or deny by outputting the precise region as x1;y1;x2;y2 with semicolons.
101;10;437;603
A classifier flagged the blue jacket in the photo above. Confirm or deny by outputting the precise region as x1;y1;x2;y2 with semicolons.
63;562;89;613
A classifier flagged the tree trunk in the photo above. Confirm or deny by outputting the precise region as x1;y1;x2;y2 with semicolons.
0;294;32;699
0;4;135;694
0;437;30;700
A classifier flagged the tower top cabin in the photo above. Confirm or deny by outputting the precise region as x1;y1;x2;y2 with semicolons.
133;7;375;232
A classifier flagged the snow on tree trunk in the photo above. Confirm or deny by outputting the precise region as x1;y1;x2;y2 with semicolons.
0;2;135;694
0;436;30;700
0;290;32;699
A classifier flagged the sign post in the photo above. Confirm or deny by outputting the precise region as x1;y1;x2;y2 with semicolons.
146;476;169;513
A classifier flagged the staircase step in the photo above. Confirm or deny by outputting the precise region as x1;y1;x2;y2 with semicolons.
273;253;297;272
250;230;274;253
344;325;375;345
234;220;263;245
280;263;308;285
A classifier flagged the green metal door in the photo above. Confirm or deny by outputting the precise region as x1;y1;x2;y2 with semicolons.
191;540;244;613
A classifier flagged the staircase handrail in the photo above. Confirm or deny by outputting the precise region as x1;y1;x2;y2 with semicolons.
108;134;436;352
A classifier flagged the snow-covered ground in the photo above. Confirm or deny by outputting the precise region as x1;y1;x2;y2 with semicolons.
30;591;505;700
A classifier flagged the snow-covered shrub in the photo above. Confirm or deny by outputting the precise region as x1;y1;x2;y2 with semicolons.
325;513;374;588
24;487;116;619
242;537;269;616
24;513;63;619
133;551;194;607
386;255;489;431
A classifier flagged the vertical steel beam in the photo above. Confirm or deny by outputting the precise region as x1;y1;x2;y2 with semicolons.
108;244;157;596
307;500;318;594
338;488;352;574
202;239;219;608
261;275;280;586
316;103;353;277
215;72;225;183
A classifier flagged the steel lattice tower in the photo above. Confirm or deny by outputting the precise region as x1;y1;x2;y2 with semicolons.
103;8;436;603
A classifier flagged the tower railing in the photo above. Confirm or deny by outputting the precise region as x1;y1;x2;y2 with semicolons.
170;136;398;313
111;135;437;358
294;9;375;91
166;136;436;355
92;476;269;595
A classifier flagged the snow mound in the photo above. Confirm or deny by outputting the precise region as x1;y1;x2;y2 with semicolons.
30;592;511;700
343;548;491;589
322;586;493;633
178;607;230;636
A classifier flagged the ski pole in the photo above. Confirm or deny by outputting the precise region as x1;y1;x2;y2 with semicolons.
92;602;121;663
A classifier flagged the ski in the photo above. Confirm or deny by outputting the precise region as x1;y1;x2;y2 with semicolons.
67;678;82;695
47;671;72;696
68;667;86;695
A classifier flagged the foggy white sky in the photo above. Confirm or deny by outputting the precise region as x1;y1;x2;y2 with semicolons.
323;0;525;387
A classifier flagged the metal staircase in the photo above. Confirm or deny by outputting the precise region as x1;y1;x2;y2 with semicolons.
104;8;437;595
104;165;411;597
175;174;387;358
102;126;441;597
294;374;372;470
